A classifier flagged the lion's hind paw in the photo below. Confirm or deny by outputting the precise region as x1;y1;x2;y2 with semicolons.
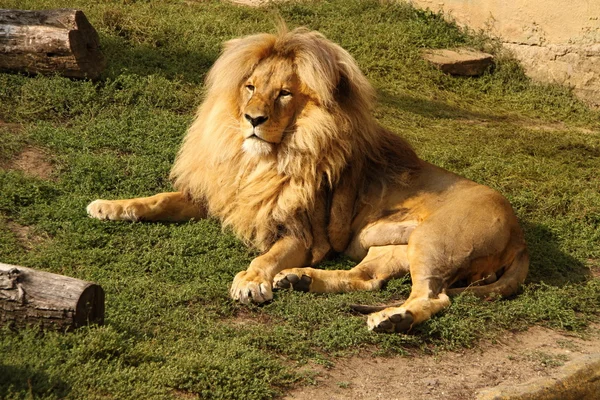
367;308;414;333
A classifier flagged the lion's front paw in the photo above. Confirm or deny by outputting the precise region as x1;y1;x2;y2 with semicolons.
230;270;273;304
86;200;139;221
367;307;414;333
273;269;312;292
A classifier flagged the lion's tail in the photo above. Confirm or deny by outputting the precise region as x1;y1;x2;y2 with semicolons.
447;247;529;298
350;247;529;315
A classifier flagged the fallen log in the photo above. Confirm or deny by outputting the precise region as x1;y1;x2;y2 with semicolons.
0;8;105;79
0;262;105;331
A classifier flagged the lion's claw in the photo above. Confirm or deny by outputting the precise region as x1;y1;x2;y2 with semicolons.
230;270;273;304
367;308;414;333
273;272;312;292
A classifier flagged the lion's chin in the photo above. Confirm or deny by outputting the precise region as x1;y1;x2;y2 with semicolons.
242;137;274;157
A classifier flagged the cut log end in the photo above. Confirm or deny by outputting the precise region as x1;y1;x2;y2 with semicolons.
0;8;106;79
74;283;105;328
0;263;105;331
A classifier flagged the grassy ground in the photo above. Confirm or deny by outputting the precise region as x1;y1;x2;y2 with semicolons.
0;0;599;399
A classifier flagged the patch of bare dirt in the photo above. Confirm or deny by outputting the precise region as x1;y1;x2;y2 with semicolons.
588;259;600;278
460;118;598;134
520;120;597;134
3;146;55;180
4;219;48;250
225;308;275;326
171;389;200;399
0;120;22;132
229;0;268;6
285;324;600;400
228;0;292;6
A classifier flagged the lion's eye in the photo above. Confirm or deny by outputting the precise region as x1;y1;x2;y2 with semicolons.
278;90;292;98
246;84;255;92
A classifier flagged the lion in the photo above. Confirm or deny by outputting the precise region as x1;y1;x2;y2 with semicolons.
87;27;529;333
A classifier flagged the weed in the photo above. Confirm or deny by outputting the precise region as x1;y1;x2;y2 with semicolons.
527;351;570;368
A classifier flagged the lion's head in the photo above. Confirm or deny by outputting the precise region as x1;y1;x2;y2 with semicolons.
238;55;304;157
169;27;418;250
200;28;380;162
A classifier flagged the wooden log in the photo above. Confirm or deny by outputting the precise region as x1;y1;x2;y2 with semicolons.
0;8;106;79
0;263;105;331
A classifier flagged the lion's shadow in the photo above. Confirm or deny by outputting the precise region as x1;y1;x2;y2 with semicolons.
522;222;590;286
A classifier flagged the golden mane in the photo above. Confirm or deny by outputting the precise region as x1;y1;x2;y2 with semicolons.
169;28;419;251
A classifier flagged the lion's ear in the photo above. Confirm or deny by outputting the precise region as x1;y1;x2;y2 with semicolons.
293;30;375;108
335;75;352;99
331;43;376;107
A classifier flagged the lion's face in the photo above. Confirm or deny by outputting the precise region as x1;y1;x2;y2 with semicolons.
239;56;305;157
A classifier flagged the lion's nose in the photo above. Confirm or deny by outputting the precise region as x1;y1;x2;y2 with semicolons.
245;114;268;127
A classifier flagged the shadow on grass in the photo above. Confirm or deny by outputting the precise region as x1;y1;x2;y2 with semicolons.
0;364;71;398
99;36;217;84
523;222;589;286
378;90;511;122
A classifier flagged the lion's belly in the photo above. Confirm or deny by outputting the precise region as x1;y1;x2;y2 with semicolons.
344;162;497;261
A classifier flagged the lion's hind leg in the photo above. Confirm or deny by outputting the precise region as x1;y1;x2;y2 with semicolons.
366;279;451;333
273;245;410;293
87;192;206;222
366;206;518;333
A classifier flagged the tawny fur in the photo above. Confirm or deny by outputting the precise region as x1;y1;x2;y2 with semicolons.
87;27;528;333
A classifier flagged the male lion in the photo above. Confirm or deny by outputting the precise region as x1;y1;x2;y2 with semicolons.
87;28;528;333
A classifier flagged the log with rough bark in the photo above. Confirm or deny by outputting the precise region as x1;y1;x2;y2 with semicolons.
0;263;105;331
0;8;106;79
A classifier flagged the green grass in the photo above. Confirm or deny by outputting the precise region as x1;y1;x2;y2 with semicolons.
0;0;599;398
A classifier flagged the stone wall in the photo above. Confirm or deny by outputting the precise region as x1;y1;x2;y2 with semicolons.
409;0;600;106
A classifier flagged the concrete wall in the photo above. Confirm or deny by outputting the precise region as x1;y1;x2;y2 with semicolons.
409;0;600;106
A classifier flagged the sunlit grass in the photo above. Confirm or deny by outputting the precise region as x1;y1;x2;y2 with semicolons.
0;0;599;399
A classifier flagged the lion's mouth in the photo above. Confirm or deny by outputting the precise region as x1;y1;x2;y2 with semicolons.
243;133;275;156
247;131;280;145
248;133;267;142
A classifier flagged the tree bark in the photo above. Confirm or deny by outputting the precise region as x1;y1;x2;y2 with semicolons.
0;263;105;331
0;8;106;79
